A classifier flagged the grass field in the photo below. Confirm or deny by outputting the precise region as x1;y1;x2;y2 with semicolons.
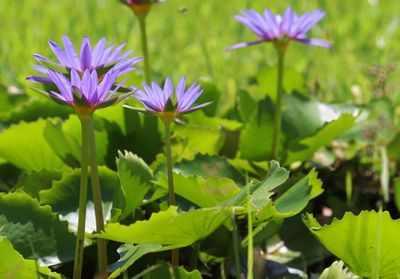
1;0;400;104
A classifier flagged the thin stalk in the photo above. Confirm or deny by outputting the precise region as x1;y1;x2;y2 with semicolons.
345;169;353;207
246;184;253;279
73;115;90;279
164;121;179;267
231;214;242;279
271;49;286;159
87;115;108;277
138;14;151;83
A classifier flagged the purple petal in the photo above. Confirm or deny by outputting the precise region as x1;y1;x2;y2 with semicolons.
32;65;49;75
47;71;73;101
26;76;52;83
70;69;81;88
62;35;81;70
235;13;265;38
226;40;265;51
97;70;118;102
178;86;203;111
108;43;126;62
179;101;212;114
88;70;99;103
80;70;93;101
163;77;174;102
99;45;115;66
295;37;331;48
49;91;70;104
33;54;50;62
175;77;186;103
281;6;295;34
295;10;326;35
91;37;106;68
80;37;92;71
263;9;280;38
48;40;69;66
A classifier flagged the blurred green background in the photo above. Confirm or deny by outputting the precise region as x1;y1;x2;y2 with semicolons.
1;0;400;104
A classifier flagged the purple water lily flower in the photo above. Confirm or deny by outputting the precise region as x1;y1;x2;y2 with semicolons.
130;77;211;122
228;6;331;50
121;0;163;4
28;35;143;84
34;68;131;113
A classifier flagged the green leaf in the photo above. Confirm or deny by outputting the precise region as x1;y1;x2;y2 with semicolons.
135;261;203;279
172;112;241;160
273;168;323;217
256;66;305;101
239;101;275;161
116;151;153;219
156;173;240;208
39;167;118;233
174;154;244;184
320;261;359;279
44;118;80;167
108;243;163;279
196;81;221;116
61;115;108;165
237;89;258;122
99;206;231;247
173;125;223;160
0;119;65;172
0;191;75;265
303;210;400;278
0;237;63;279
282;94;328;140
18;170;63;199
96;105;139;135
4;98;72;124
225;161;289;208
286;114;356;164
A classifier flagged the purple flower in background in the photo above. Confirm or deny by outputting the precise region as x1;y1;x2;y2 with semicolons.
33;69;131;112
120;0;164;15
130;77;211;122
28;35;143;83
228;6;331;50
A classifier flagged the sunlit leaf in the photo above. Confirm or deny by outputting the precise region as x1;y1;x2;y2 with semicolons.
0;237;63;279
116;151;153;219
99;206;231;247
0;119;65;172
157;173;240;208
273;168;323;217
303;210;400;278
108;243;162;279
320;261;359;279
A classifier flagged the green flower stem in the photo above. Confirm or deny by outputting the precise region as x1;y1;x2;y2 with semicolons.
164;122;176;206
86;114;108;277
271;48;286;159
73;115;90;279
246;184;253;279
164;121;179;267
138;14;151;84
231;213;242;279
